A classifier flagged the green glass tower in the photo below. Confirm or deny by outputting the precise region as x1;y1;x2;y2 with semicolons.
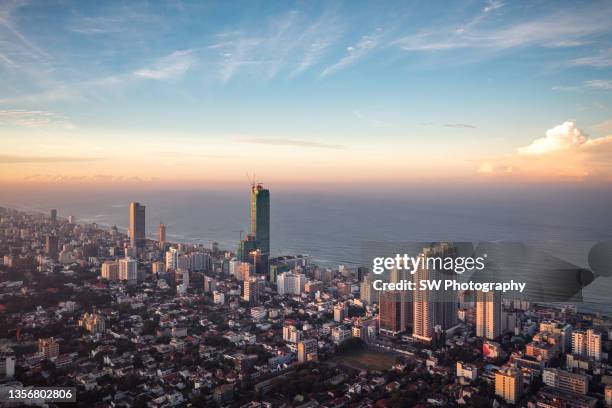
250;183;270;255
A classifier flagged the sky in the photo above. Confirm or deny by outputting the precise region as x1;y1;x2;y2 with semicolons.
1;0;612;188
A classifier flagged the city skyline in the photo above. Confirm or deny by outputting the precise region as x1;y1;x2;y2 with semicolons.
1;1;612;187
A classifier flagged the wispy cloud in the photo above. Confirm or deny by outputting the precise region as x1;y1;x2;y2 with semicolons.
353;109;391;128
240;137;346;150
210;10;341;82
134;50;194;80
0;109;74;129
0;154;103;163
483;0;505;13
321;28;384;77
444;123;477;129
584;79;612;91
395;6;612;53
571;48;612;68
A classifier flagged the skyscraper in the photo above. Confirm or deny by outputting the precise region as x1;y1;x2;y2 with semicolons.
413;243;458;343
45;235;58;260
129;202;146;249
495;367;522;404
250;183;270;255
379;291;402;336
158;222;166;250
476;290;501;340
50;209;57;224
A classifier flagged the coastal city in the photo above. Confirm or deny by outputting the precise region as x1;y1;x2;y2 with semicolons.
0;184;610;408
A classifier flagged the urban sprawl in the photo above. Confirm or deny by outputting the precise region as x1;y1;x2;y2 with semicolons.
0;184;611;408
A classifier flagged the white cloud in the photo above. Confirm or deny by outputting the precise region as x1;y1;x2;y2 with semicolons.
571;48;612;67
0;109;74;129
483;0;504;13
395;7;612;53
321;28;383;77
518;121;588;155
134;50;194;80
210;10;341;82
584;80;612;91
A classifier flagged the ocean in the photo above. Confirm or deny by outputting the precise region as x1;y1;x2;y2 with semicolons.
3;185;612;314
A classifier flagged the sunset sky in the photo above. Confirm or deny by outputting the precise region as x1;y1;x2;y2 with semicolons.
1;0;612;187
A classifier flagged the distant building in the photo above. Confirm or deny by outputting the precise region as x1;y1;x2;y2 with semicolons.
79;312;106;334
38;337;59;359
543;368;588;395
0;351;15;378
413;243;458;342
157;222;166;249
297;338;318;363
495;367;522;404
45;235;58;260
165;247;179;271
50;209;57;224
204;275;217;293
379;291;402;336
476;290;501;340
456;361;478;382
277;271;306;296
334;303;348;322
101;260;119;281
213;291;225;305
250;183;270;255
119;258;137;284
572;328;601;361
129;202;146;249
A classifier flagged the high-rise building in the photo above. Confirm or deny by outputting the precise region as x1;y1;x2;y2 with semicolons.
119;258;138;284
204;275;217;293
243;277;264;304
166;247;179;271
360;275;379;305
334;303;348;322
158;222;166;249
297;338;318;363
129;202;146;249
101;261;120;281
38;337;59;359
250;183;270;255
572;329;601;361
413;243;458;342
45;235;58;260
277;271;306;295
476;290;501;340
495;367;523;404
379;291;402;336
50;209;57;224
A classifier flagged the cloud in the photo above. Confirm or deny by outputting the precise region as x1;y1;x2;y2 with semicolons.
0;154;103;163
584;80;612;91
321;28;384;77
240;137;346;150
518;121;588;155
0;110;74;129
134;50;194;80
353;110;391;128
395;6;612;53
444;123;476;129
571;48;612;67
483;0;505;13
478;120;612;181
210;10;341;82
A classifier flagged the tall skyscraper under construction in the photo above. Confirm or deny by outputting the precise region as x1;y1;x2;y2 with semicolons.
250;183;270;255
